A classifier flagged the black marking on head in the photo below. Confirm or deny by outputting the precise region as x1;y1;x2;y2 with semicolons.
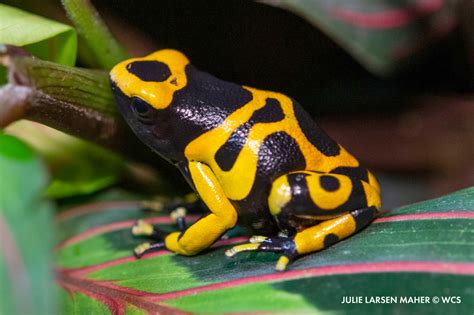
323;233;340;248
331;166;369;182
320;175;340;192
214;97;286;171
352;206;377;231
292;100;340;156
127;60;171;82
250;98;285;123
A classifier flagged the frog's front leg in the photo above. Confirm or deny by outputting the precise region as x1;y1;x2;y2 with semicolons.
135;161;238;258
227;171;380;271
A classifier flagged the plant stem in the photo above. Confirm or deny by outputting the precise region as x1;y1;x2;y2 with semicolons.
13;56;116;115
0;45;170;172
61;0;128;70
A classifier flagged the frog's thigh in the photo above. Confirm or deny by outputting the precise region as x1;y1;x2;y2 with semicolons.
165;161;238;256
267;171;379;254
268;171;380;221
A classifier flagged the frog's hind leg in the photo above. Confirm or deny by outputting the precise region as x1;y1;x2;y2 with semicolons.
271;170;380;254
268;171;380;226
227;170;380;270
227;206;378;270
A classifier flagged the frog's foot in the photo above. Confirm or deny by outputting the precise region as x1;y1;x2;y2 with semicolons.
133;241;166;258
170;206;187;232
225;235;298;271
132;205;187;238
132;219;154;237
131;208;187;258
131;219;168;239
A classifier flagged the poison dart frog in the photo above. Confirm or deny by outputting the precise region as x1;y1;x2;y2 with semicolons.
110;49;381;271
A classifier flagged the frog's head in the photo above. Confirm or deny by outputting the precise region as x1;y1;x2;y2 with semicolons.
110;49;189;161
110;49;189;111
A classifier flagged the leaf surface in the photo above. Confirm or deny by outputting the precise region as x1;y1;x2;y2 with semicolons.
0;3;77;66
267;0;457;75
0;134;57;315
6;121;124;199
55;187;474;314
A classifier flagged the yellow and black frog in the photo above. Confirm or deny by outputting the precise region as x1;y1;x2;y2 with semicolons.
110;49;381;271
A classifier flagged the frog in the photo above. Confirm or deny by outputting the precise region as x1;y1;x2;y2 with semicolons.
110;49;381;271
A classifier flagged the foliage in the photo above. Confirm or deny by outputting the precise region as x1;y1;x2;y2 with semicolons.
270;0;458;75
55;188;474;314
0;1;472;314
0;3;76;66
6;121;124;199
0;134;57;315
0;3;76;84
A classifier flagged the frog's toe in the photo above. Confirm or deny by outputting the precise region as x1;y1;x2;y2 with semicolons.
225;243;260;257
133;241;165;258
133;242;151;258
249;235;268;243
226;236;298;271
170;206;187;232
275;255;291;271
132;220;154;236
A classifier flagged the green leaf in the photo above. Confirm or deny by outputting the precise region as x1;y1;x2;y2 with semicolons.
6;121;124;199
0;4;77;66
0;134;57;315
267;0;457;75
55;187;473;314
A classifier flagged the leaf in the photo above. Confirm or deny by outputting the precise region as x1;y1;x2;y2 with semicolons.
55;187;474;314
265;0;458;75
0;3;77;67
0;133;57;315
6;121;124;199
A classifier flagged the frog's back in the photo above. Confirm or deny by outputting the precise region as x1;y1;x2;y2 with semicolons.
169;65;371;233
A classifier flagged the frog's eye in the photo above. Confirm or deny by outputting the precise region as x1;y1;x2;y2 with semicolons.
132;97;150;114
131;98;154;123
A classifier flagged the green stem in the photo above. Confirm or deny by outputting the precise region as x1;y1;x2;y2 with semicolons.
15;56;116;115
0;46;171;172
61;0;128;70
